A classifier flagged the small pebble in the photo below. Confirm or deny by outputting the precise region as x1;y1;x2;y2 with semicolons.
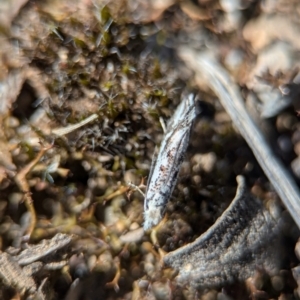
291;156;300;179
152;281;171;300
294;239;300;260
124;169;140;185
294;142;300;156
271;275;284;292
276;113;297;132
201;290;218;300
277;135;293;154
192;152;217;173
217;292;233;300
120;228;144;244
5;116;20;128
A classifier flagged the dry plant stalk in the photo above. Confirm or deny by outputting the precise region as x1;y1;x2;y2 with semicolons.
52;113;98;136
178;47;300;229
14;144;53;238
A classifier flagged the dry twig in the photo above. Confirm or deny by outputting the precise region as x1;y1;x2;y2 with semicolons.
14;144;53;238
178;47;300;229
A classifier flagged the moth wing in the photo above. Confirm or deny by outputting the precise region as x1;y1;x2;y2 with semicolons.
163;128;190;184
167;94;196;131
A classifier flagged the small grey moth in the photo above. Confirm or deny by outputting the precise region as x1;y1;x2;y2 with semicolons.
143;93;198;230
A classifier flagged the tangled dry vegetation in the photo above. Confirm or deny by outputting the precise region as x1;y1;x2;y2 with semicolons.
1;0;300;299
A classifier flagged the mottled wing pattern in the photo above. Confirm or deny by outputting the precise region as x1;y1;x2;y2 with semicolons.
143;94;197;230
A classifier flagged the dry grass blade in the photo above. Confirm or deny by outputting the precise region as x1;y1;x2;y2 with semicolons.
52;113;98;136
178;47;300;229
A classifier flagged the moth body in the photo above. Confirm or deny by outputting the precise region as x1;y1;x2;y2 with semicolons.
143;94;197;230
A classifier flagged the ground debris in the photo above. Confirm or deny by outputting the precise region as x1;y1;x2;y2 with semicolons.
0;251;37;294
16;233;73;266
0;233;73;297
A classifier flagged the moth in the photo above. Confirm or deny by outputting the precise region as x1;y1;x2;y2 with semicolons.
143;93;198;230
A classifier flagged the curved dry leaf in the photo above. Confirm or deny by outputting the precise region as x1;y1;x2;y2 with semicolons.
164;176;283;287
